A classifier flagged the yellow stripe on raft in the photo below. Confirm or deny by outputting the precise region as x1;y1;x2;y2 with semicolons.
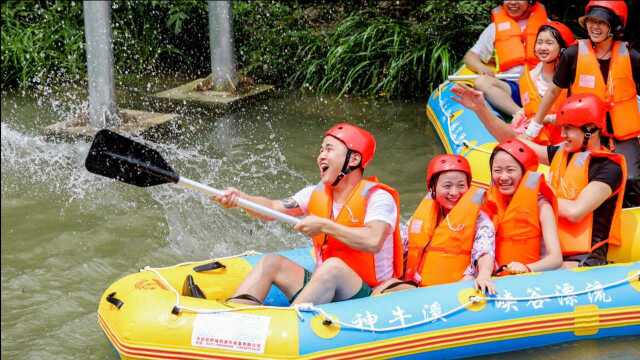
608;207;640;263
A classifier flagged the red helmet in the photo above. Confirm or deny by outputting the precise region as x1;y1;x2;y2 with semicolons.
580;1;628;29
492;139;539;172
426;154;471;189
542;21;576;47
556;94;608;131
325;123;376;168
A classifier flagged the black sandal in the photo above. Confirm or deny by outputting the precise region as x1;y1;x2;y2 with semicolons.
226;293;263;305
493;265;510;276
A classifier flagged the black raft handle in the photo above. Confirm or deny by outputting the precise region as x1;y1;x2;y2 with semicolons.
106;292;124;309
193;261;226;272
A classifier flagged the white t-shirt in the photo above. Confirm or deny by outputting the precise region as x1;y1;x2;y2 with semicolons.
292;184;398;282
527;62;550;96
469;21;529;75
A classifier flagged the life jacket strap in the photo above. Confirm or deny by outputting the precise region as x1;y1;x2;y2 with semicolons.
590;239;608;253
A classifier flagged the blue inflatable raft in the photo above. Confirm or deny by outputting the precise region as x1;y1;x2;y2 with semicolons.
98;247;640;359
97;68;640;360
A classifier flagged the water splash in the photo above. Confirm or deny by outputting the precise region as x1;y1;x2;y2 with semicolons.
143;115;310;257
1;123;97;202
2;119;308;257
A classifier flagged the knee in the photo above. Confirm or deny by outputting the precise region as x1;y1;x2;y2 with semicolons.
313;257;349;282
255;254;285;274
319;257;348;271
474;75;493;91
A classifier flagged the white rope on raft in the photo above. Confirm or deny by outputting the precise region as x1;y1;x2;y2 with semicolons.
142;265;294;315
300;271;639;332
437;83;467;148
462;140;493;154
435;82;493;155
140;250;262;271
436;81;505;156
140;264;639;332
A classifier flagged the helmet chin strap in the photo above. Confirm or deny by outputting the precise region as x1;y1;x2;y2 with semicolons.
580;126;596;152
332;150;357;187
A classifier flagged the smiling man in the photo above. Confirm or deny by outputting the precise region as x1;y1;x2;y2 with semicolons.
214;123;403;306
463;0;548;116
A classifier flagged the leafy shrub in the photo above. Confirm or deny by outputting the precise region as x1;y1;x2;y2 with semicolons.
292;11;444;97
289;1;493;98
2;0;637;98
1;0;85;87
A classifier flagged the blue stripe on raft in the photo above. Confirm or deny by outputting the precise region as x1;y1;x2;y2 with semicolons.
426;82;501;154
297;262;640;355
396;325;640;359
244;247;316;306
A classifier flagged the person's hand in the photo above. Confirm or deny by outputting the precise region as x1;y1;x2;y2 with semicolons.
507;261;530;274
294;215;328;237
212;187;244;208
474;274;496;295
510;109;529;134
452;83;486;112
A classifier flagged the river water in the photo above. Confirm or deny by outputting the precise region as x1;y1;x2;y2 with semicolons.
1;82;638;359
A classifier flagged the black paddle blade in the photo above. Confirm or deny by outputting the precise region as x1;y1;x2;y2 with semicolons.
85;129;179;187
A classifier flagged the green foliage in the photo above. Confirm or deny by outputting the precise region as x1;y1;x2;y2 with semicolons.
232;2;341;85
2;0;637;98
289;1;492;98
1;0;210;88
414;0;496;56
1;0;85;87
292;12;437;97
110;0;206;78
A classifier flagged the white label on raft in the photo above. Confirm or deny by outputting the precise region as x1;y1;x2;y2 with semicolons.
192;312;271;354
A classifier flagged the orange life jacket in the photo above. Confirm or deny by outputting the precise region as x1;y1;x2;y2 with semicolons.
549;147;627;255
492;3;547;72
307;177;403;287
485;172;556;269
572;40;640;140
519;64;565;145
404;187;486;287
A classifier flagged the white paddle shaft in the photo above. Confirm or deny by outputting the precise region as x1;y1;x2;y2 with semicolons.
176;177;301;226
